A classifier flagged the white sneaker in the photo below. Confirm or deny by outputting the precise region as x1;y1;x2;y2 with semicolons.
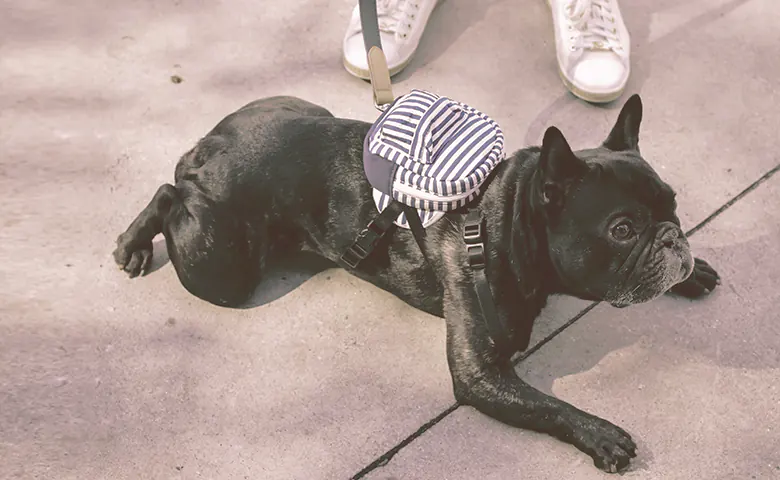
342;0;441;80
549;0;631;103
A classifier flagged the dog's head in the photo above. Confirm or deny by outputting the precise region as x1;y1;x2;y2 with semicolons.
537;94;693;307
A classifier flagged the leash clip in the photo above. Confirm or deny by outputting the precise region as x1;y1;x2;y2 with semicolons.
374;100;391;113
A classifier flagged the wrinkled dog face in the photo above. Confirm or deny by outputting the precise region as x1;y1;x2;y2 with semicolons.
538;95;694;307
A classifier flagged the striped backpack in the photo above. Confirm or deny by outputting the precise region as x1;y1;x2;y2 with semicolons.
364;89;505;229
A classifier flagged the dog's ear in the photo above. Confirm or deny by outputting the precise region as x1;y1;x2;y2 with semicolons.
603;94;642;152
539;126;588;207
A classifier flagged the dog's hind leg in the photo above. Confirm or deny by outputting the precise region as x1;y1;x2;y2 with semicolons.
113;184;176;278
114;182;265;307
115;142;210;277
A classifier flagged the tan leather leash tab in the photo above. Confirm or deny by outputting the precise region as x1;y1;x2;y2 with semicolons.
359;0;394;109
367;46;394;109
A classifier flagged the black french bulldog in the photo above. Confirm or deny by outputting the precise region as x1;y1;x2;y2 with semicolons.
113;94;719;473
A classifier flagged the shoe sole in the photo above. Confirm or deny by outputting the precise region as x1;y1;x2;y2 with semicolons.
343;52;414;81
557;65;627;104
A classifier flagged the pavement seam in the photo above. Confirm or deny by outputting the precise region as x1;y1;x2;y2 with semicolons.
684;163;779;237
350;403;460;479
350;162;779;479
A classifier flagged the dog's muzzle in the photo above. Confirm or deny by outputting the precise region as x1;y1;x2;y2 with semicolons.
608;222;693;307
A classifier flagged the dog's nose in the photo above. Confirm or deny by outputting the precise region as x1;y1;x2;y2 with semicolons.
659;223;682;248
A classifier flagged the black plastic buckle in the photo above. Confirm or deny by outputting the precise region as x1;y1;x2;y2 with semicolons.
466;243;486;269
463;215;486;270
341;221;384;269
463;221;482;245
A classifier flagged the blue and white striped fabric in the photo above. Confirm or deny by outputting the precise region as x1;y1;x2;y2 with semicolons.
372;189;444;229
367;90;505;229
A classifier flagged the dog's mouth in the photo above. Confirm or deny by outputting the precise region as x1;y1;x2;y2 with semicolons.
607;241;693;308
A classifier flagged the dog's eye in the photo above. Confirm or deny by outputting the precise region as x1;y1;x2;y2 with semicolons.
611;221;634;241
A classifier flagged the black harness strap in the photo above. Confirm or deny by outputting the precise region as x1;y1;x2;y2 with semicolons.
463;210;512;353
340;201;406;269
342;203;512;353
401;203;428;255
341;200;429;268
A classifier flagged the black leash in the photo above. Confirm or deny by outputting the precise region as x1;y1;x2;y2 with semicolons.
358;0;382;54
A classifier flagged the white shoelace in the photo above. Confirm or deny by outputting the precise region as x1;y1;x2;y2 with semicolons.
566;0;621;52
376;0;421;39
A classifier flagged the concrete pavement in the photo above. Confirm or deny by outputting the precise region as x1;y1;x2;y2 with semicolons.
1;0;778;479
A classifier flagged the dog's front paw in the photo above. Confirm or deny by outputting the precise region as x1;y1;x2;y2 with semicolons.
113;233;153;278
570;413;637;473
669;257;720;299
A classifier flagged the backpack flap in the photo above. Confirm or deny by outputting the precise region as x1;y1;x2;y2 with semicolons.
364;89;505;228
371;94;467;170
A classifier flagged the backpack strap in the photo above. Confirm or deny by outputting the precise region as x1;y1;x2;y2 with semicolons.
342;204;512;354
463;210;512;353
358;0;394;109
340;200;428;270
340;200;406;269
401;204;428;254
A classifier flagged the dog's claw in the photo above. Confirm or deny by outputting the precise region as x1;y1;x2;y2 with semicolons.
113;234;153;278
124;250;152;277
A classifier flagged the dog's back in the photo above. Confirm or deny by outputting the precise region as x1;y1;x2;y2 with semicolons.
174;96;335;186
